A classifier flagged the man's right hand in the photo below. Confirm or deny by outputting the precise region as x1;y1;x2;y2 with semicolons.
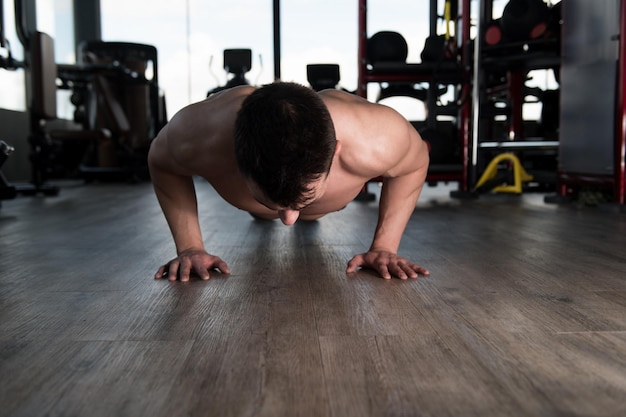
155;248;231;282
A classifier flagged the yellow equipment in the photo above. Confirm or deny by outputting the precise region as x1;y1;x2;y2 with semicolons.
474;152;533;194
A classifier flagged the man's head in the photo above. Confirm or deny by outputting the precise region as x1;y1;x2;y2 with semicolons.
234;82;337;209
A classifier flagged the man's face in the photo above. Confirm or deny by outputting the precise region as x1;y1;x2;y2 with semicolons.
246;176;329;225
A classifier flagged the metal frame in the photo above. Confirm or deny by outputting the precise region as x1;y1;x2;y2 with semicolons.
616;0;626;204
356;0;472;190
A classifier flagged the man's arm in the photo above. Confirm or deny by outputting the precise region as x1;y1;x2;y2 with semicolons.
148;125;230;282
346;108;430;280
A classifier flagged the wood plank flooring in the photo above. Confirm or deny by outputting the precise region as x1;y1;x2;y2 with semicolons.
1;179;625;417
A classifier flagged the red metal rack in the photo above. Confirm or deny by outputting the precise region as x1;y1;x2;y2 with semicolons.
356;0;472;191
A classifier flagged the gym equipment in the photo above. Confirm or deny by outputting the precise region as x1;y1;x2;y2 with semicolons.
484;19;504;46
356;25;465;200
366;29;462;168
20;34;163;190
207;48;253;96
551;0;623;205
19;32;109;195
366;31;438;103
75;40;165;179
418;124;460;166
367;31;408;64
420;34;455;64
473;152;533;194
470;0;562;200
421;1;456;65
484;0;553;49
8;19;165;191
0;140;17;202
366;30;459;121
501;0;550;42
482;0;560;58
307;64;340;91
0;0;16;71
538;88;559;140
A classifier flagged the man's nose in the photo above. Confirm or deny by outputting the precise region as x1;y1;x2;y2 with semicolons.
278;209;300;225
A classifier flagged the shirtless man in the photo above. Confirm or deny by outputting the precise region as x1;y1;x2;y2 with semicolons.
148;82;430;281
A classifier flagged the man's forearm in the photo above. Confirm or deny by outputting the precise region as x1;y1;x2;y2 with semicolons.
370;169;427;253
152;170;205;253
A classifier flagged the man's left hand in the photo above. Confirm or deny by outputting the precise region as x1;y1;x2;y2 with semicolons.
346;250;430;280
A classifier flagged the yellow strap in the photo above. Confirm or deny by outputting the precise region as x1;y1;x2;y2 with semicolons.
444;0;451;40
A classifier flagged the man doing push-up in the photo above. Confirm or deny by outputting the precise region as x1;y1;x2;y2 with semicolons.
148;82;430;281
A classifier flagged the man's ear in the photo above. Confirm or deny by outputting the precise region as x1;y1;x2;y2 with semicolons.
334;140;342;156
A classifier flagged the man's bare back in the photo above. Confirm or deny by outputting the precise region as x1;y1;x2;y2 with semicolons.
149;83;430;280
154;86;424;219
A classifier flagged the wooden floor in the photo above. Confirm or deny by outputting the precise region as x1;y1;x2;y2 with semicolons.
1;178;625;417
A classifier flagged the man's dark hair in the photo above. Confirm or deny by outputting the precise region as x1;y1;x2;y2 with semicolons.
234;82;337;208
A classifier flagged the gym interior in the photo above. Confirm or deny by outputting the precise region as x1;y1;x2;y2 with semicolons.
1;1;625;416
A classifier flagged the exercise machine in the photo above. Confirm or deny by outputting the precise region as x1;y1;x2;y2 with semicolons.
71;40;166;180
207;48;254;96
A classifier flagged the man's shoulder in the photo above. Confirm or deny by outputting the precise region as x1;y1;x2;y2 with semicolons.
154;87;253;177
321;90;405;126
207;85;256;103
327;93;421;178
180;85;254;119
170;85;255;137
